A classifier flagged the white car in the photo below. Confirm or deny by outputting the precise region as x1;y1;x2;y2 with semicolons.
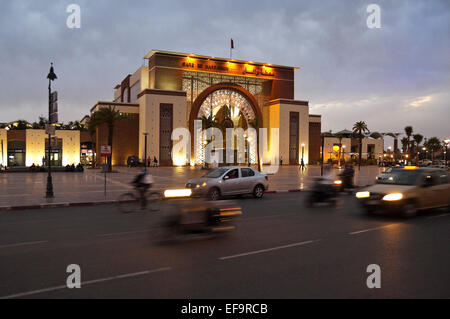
186;167;269;200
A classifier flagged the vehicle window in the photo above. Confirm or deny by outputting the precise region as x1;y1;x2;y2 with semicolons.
437;171;449;184
225;169;239;179
376;170;421;185
241;168;255;178
203;168;228;178
423;173;440;187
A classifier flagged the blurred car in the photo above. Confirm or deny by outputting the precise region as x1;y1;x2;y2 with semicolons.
186;166;269;200
127;155;142;167
429;164;448;171
356;167;450;216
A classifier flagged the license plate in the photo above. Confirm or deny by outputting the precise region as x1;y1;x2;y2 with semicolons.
367;200;379;205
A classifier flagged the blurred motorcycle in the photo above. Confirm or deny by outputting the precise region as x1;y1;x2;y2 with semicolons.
305;177;341;207
156;197;242;241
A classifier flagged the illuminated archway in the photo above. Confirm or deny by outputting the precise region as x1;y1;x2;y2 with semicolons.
189;83;263;165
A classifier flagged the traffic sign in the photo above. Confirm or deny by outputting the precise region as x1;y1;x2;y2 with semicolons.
45;124;55;135
100;145;112;157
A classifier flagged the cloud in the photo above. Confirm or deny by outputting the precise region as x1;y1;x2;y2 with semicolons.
406;96;432;108
0;0;449;140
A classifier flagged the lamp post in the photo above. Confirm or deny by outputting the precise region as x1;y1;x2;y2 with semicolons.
444;139;449;166
342;145;346;166
301;143;305;165
422;147;427;161
46;63;57;198
143;133;149;171
320;135;324;176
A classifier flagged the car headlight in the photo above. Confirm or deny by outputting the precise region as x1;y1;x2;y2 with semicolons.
202;182;207;187
164;189;192;198
333;180;342;185
382;193;403;201
356;191;370;199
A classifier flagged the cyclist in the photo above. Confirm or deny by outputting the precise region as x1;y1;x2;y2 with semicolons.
132;170;154;208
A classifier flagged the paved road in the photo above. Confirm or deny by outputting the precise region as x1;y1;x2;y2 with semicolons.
0;193;448;299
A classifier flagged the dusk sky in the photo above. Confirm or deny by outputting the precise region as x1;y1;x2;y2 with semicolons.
1;0;449;143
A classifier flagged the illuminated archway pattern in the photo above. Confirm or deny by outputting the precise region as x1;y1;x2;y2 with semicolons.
198;89;256;123
195;89;257;165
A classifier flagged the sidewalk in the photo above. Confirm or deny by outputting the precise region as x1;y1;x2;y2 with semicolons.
0;165;384;209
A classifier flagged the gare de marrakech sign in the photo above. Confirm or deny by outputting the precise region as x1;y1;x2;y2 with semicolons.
181;59;275;77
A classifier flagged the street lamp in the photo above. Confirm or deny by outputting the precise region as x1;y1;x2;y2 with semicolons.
143;132;149;171
301;143;305;165
342;145;346;165
46;63;57;198
444;139;449;166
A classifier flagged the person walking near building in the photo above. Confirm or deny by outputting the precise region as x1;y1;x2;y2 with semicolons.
300;158;306;171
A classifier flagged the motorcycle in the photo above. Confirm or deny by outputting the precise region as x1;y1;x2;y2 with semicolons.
156;198;242;241
337;172;354;194
305;177;342;207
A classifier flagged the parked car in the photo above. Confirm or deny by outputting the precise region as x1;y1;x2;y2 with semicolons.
186;166;269;200
127;156;142;167
356;167;450;216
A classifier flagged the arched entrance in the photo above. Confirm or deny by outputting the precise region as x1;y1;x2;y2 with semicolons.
189;83;263;165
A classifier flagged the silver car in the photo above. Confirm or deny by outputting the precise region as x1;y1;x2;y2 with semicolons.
186;167;269;200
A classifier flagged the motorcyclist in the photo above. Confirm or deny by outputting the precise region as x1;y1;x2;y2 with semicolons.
339;164;355;191
310;164;338;203
132;170;154;208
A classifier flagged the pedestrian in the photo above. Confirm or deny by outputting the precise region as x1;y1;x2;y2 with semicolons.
300;158;306;171
280;157;283;166
147;156;151;167
153;156;158;167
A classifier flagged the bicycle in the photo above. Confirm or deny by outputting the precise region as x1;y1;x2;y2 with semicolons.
117;187;162;214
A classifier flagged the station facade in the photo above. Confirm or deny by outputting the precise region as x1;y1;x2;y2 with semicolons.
0;128;82;167
90;50;322;166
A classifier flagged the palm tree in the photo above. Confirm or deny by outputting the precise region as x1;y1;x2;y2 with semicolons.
352;121;370;170
13;120;30;130
401;137;409;154
425;137;441;162
248;118;262;172
38;116;48;128
335;132;344;167
412;134;423;162
404;126;413;156
72;120;85;131
88;106;129;172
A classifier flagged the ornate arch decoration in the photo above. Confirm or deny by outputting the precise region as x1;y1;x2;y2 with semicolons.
188;83;263;137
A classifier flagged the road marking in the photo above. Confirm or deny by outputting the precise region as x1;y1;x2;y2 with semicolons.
219;240;319;260
0;240;48;249
349;224;397;235
426;213;449;220
97;229;150;237
0;267;171;299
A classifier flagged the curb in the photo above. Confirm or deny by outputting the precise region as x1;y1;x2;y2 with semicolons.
0;186;369;212
0;200;117;212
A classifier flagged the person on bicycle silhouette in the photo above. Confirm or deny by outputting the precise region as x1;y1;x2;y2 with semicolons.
132;170;154;208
